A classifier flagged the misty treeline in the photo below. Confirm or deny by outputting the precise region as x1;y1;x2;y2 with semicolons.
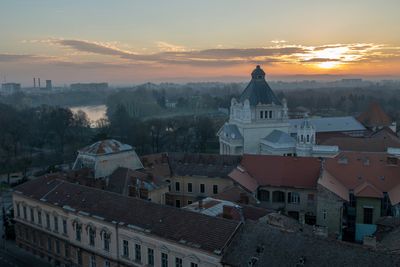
0;103;92;175
278;86;400;122
1;81;399;175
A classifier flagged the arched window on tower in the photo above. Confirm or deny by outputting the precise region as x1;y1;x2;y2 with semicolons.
301;135;304;142
307;135;310;143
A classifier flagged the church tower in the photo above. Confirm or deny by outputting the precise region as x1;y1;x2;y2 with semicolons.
296;114;316;156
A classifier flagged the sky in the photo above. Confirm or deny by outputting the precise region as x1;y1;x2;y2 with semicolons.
1;0;400;85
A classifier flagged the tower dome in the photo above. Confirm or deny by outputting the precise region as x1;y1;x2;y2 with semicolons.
238;65;281;106
251;65;266;80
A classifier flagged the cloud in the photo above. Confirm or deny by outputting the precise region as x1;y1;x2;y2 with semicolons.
12;38;400;70
0;53;44;62
55;39;132;57
156;41;187;52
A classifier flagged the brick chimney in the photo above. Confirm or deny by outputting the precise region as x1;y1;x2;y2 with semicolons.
223;205;234;219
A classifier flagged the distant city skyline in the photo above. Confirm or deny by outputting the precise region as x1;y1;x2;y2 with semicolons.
1;0;400;85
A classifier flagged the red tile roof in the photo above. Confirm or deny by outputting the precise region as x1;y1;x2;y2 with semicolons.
357;102;392;128
321;127;400;152
231;155;321;191
323;152;400;203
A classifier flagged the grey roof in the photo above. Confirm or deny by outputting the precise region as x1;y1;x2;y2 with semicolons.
106;167;168;195
168;153;242;178
262;130;296;145
289;116;366;134
239;65;281;106
218;124;243;140
222;221;400;267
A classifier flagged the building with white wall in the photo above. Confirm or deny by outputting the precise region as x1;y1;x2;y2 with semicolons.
13;176;241;267
72;139;143;179
218;66;363;157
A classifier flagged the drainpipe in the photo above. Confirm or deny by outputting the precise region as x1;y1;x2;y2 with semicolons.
115;222;120;267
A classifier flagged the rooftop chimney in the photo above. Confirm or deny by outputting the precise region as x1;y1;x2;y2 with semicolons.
33;77;36;88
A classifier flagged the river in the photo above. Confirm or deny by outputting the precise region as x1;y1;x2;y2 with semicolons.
69;104;107;124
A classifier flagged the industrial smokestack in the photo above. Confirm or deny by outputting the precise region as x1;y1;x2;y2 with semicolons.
33;78;36;88
38;78;41;88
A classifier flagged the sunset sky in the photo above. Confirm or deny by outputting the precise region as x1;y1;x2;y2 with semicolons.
1;0;400;85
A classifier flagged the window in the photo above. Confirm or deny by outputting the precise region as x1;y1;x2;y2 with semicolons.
308;194;314;201
200;184;205;193
188;200;192;205
32;231;37;244
47;237;52;251
123;240;129;257
147;248;154;266
64;244;70;258
306;135;310;143
260;111;263;119
175;257;183;267
46;213;50;229
30;207;34;222
37;211;42;225
103;233;110;251
272;191;285;203
191;263;198;267
23;206;27;220
75;224;82;241
187;183;193;193
16;203;20;217
175;182;180;192
269;110;273;119
161;253;168;267
213;185;218;194
77;250;82;265
323;209;327;220
265;110;268;119
89;227;96;246
363;208;373;224
55;240;60;254
90;255;96;267
104;260;110;267
258;189;269;202
288;192;300;204
175;199;181;208
54;216;59;232
135;244;141;262
62;219;67;234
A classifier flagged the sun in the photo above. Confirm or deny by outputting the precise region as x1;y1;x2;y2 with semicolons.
317;61;340;69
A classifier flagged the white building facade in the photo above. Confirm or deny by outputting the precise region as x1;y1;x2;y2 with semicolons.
218;66;366;158
72;139;143;179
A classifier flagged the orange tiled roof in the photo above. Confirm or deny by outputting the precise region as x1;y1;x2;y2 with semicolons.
357;102;392;128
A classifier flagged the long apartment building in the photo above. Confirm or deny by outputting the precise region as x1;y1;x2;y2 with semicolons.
13;176;241;267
